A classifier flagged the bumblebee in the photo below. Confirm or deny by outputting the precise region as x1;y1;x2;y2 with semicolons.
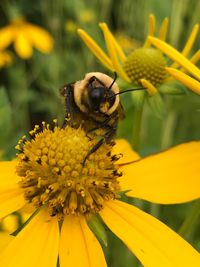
60;72;124;160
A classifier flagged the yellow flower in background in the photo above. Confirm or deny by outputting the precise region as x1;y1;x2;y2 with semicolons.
0;122;200;266
149;37;200;95
79;9;95;24
65;20;77;33
0;50;12;68
78;14;200;95
0;17;54;59
65;10;95;34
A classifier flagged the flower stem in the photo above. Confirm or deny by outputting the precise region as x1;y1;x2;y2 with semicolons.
132;107;144;152
150;108;177;218
178;200;200;239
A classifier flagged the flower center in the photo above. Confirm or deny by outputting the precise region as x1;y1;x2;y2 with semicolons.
16;123;121;220
123;48;167;86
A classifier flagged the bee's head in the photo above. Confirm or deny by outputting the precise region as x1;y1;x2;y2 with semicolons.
87;75;117;112
74;72;120;115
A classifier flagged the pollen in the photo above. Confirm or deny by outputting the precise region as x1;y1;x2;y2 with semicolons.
16;123;121;219
123;48;167;86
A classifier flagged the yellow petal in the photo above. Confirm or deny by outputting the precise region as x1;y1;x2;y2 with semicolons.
99;23;131;83
0;209;59;267
98;23;127;62
0;50;13;67
0;233;13;251
140;78;158;96
0;161;26;219
158;17;169;41
100;200;200;267
148;36;200;81
112;139;140;165
0;25;15;50
120;142;200;204
166;67;200;95
190;49;200;64
182;24;199;57
144;14;156;47
0;161;20;186
26;24;53;53
14;30;33;59
171;24;199;69
0;186;26;220
77;28;114;71
60;215;107;267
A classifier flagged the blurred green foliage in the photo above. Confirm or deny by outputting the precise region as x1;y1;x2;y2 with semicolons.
0;0;200;266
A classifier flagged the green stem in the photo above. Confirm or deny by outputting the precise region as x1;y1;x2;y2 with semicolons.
132;107;144;152
150;108;177;218
178;200;200;239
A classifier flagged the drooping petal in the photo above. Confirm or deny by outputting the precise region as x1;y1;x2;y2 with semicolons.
148;36;200;81
100;200;200;267
0;25;16;50
158;17;169;41
77;29;114;71
113;139;140;165
0;209;59;267
120;142;200;204
140;78;158;96
26;24;53;54
14;29;33;59
166;67;200;95
60;215;107;267
99;23;131;83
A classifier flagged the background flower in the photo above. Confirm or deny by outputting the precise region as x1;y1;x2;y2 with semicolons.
78;15;200;96
0;17;54;59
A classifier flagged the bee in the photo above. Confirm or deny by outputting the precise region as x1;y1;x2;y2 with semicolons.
60;72;143;161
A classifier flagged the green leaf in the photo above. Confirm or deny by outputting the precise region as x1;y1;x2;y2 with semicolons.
87;214;107;247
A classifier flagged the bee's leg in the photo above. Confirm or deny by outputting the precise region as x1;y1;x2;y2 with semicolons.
82;137;105;165
83;127;116;165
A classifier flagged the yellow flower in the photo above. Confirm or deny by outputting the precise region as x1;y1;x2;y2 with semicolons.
0;122;200;267
65;20;77;33
78;14;200;96
148;36;200;95
0;50;12;67
79;10;95;24
0;17;54;59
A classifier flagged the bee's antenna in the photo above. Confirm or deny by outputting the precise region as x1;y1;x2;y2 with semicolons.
114;87;146;96
108;72;117;89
